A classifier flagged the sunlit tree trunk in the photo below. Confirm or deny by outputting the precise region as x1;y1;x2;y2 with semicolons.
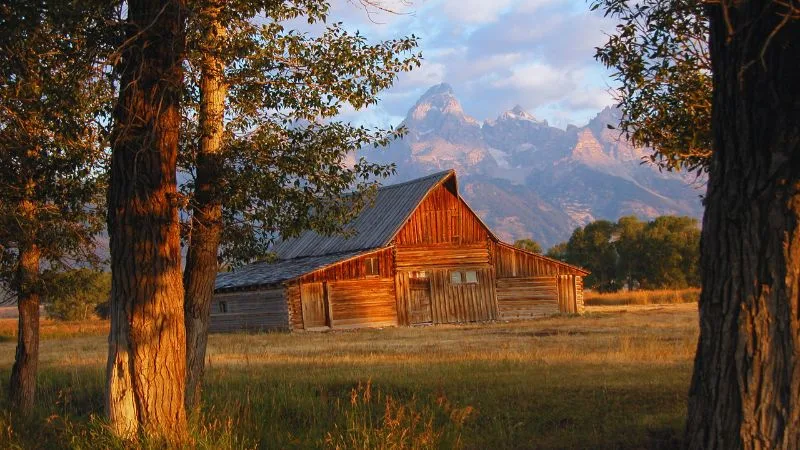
184;0;227;412
685;1;800;448
106;0;188;441
8;228;40;416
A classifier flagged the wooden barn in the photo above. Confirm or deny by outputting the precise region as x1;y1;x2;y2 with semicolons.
211;170;589;332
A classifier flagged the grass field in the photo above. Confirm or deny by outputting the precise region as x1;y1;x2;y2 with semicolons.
584;288;700;306
0;303;699;449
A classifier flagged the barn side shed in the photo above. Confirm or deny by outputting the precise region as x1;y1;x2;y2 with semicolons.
211;169;589;332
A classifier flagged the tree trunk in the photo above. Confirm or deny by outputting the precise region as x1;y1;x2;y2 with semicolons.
106;0;188;442
184;1;227;412
8;240;40;416
685;2;800;449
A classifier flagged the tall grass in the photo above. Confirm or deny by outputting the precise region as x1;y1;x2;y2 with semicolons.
584;288;699;306
0;304;697;449
0;318;108;342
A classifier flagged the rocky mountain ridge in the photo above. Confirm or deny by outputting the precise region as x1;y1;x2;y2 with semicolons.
369;83;704;248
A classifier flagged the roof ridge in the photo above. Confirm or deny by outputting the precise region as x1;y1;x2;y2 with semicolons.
376;169;454;191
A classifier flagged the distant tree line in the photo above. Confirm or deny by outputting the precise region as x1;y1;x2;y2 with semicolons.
545;215;700;292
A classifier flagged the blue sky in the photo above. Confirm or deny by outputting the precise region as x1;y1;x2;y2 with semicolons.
319;0;619;129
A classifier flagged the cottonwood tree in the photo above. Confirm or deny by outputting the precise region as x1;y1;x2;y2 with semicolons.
549;216;700;291
513;238;542;254
685;2;800;447
105;0;188;441
593;0;800;445
180;0;419;409
592;0;711;172
0;0;113;416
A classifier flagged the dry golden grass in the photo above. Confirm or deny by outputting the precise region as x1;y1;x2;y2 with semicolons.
0;303;699;449
0;317;108;342
584;288;700;306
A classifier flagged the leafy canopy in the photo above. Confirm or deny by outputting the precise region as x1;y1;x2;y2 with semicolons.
42;269;111;321
513;239;543;254
549;215;700;291
180;0;421;265
0;0;117;289
592;0;711;173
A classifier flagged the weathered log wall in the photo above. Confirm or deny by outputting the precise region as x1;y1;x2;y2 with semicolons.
209;288;288;332
285;282;303;330
493;243;587;316
327;278;397;329
395;243;489;269
496;276;559;319
557;275;584;314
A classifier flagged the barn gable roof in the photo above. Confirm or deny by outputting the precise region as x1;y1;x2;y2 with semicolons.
272;169;456;259
215;249;372;291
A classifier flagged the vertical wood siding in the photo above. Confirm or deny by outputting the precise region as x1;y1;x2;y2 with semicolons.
394;183;489;246
427;267;497;324
209;288;288;332
557;275;581;314
395;271;411;326
327;278;397;329
298;248;393;283
494;243;585;277
300;282;327;329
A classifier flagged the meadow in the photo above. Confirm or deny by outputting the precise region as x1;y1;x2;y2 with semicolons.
0;303;698;449
584;288;700;306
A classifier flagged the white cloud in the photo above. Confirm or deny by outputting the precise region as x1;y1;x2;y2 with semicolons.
439;0;516;24
492;62;566;91
396;60;446;89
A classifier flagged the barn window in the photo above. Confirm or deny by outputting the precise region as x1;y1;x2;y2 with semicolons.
218;301;228;313
450;271;463;284
365;257;379;276
464;270;478;283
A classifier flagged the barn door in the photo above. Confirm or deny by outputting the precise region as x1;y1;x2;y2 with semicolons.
301;282;328;329
409;278;432;324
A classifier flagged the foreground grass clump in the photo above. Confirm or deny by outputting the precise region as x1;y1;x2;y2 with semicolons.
584;288;699;306
0;304;697;449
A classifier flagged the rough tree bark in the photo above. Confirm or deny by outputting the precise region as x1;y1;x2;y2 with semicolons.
184;0;227;412
106;0;188;441
685;1;800;449
8;234;40;416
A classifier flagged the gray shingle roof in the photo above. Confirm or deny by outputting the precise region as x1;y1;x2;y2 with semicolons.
215;250;370;291
271;169;454;259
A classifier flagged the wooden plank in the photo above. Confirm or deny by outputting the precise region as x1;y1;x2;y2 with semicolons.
426;267;495;324
395;244;489;268
494;244;585;278
300;282;327;328
495;276;559;320
394;271;410;326
285;283;303;330
327;278;397;329
299;248;394;283
209;288;289;332
409;278;432;324
394;183;489;246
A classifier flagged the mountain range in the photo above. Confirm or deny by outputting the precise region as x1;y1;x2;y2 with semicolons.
366;83;705;248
